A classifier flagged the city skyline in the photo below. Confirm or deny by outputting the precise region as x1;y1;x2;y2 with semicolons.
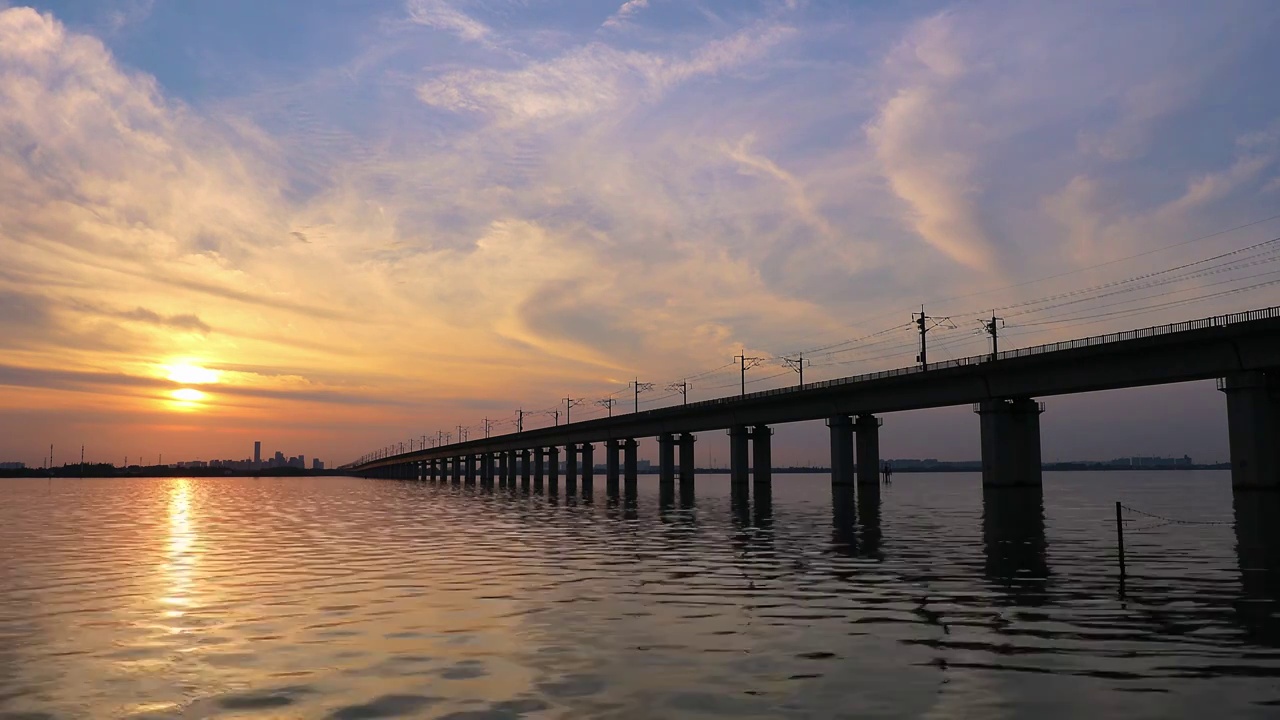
1;2;1279;467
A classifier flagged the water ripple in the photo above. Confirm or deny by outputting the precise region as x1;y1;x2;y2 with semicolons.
0;472;1278;717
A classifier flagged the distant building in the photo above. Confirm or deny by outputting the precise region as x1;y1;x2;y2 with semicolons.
312;459;324;470
0;461;25;470
1107;455;1193;467
254;441;261;466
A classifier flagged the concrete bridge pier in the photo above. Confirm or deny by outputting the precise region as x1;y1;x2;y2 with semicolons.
566;445;579;495
465;454;477;485
856;414;882;487
506;450;518;487
547;446;560;495
533;448;545;491
481;453;492;487
606;440;621;497
658;433;676;494
1221;371;1280;489
623;439;638;497
729;426;750;498
451;457;461;484
977;398;1044;487
752;425;772;497
679;433;696;503
520;450;531;490
581;443;594;496
829;415;855;488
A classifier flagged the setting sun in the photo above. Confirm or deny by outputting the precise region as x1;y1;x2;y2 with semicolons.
165;363;219;385
171;388;205;402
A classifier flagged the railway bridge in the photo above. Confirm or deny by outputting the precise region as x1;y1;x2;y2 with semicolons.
348;307;1280;496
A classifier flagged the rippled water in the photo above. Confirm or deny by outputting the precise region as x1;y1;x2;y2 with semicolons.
1;471;1278;718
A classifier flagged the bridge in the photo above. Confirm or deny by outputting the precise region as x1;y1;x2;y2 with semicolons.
349;306;1280;495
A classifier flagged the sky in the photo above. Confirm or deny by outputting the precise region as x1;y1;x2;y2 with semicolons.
1;0;1279;469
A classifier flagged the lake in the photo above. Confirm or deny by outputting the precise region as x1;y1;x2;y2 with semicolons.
1;471;1277;718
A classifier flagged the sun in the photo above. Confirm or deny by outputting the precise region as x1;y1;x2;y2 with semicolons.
171;388;205;402
165;362;219;385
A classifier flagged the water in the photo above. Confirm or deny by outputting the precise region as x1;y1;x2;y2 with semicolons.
1;471;1278;719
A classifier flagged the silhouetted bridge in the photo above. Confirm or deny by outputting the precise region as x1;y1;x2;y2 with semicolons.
348;306;1280;494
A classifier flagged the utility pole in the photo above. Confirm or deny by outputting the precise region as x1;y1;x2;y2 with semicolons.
782;353;810;389
914;305;929;368
438;430;443;446
596;398;617;417
80;445;85;478
50;444;53;472
666;381;690;405
630;378;654;412
912;305;954;369
483;418;492;438
550;409;561;426
564;396;582;424
982;311;1005;361
517;408;524;433
733;350;763;396
421;434;427;450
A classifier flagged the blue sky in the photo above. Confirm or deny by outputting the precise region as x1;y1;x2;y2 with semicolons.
1;0;1279;466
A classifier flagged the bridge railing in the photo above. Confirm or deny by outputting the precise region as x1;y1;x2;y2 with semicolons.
671;305;1280;414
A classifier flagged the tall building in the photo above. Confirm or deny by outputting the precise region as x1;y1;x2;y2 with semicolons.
254;441;261;466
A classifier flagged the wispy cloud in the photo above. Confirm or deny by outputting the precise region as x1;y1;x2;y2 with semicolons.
418;22;794;123
404;0;490;44
603;0;650;29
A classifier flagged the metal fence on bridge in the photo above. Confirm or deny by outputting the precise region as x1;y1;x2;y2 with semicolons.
675;305;1280;413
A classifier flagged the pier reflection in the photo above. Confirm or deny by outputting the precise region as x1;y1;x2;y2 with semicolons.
753;484;773;528
982;486;1049;605
831;486;857;557
830;486;881;558
857;484;882;559
1233;489;1280;646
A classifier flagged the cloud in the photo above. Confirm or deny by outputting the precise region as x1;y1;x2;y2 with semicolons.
864;13;996;272
404;0;490;43
417;23;794;123
603;0;650;29
106;0;155;32
69;301;213;333
3;1;1280;466
1043;123;1280;264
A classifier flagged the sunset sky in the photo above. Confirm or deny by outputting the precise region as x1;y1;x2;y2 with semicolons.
2;0;1279;468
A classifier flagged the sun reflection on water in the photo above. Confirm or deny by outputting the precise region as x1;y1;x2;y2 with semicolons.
162;479;197;618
